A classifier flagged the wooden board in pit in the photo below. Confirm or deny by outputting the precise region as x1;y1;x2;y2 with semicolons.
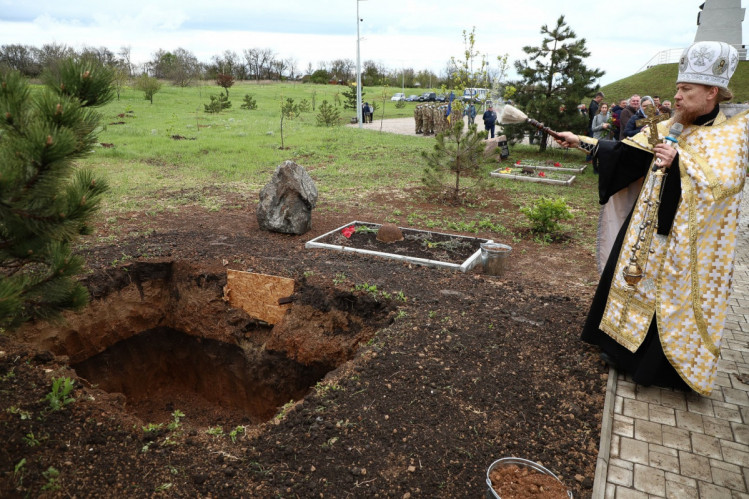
223;270;295;324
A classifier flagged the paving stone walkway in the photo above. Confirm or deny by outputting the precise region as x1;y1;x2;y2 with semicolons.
593;187;749;498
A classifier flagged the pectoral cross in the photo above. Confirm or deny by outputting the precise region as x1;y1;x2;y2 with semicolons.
636;105;669;147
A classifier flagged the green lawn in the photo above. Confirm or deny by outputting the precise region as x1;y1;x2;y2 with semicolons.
79;80;600;250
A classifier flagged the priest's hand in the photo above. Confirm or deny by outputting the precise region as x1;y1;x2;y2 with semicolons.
653;143;678;169
555;132;579;149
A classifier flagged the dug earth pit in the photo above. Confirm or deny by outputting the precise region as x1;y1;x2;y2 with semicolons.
14;261;395;426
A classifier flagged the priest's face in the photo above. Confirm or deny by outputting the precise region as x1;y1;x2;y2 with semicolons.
674;83;717;124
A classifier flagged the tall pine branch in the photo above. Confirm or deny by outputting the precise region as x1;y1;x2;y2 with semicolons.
0;58;113;328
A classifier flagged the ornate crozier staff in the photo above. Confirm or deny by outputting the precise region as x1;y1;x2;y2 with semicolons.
619;107;679;288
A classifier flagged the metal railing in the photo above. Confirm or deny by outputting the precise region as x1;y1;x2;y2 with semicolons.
636;48;684;73
637;45;748;74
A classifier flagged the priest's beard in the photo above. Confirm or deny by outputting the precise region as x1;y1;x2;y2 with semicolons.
673;108;699;127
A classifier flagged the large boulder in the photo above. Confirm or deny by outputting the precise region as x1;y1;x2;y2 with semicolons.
256;161;318;235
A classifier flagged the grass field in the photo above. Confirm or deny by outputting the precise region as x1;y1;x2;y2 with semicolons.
600;61;749;103
79;80;600;249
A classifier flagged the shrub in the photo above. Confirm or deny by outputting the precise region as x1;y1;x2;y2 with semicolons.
520;196;573;233
316;100;340;127
133;74;161;104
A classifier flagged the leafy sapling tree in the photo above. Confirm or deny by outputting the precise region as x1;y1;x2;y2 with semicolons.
0;58;112;328
280;97;299;149
422;119;495;203
508;15;604;151
216;73;235;97
112;63;129;101
134;74;161;104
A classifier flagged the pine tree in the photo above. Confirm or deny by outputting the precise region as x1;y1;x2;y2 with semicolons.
509;15;604;151
315;100;340;126
204;92;231;113
0;58;113;328
240;94;257;110
342;84;363;111
421;120;493;203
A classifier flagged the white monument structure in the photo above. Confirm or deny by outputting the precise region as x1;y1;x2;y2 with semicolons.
695;0;747;59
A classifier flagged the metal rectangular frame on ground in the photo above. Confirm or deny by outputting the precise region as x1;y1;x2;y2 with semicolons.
512;162;587;174
489;168;576;186
305;221;489;272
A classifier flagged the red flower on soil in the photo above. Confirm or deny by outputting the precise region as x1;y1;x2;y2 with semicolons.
516;160;521;165
538;171;546;177
554;162;561;167
341;225;356;238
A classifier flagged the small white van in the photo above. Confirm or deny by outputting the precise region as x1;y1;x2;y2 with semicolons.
462;88;489;102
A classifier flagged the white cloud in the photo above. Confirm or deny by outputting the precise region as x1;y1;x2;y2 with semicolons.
0;0;739;86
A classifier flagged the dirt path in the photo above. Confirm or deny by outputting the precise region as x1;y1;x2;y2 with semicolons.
348;115;542;146
346;116;426;137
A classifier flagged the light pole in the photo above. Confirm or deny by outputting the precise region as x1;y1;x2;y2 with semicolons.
356;0;364;129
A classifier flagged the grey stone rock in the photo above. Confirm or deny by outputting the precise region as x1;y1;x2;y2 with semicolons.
256;160;318;235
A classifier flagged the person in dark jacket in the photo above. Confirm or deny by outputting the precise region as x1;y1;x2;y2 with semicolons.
622;96;656;138
618;95;640;140
588;92;604;134
482;105;497;138
585;91;605;161
362;102;373;123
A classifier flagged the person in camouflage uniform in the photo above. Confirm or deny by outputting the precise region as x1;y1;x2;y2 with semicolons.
414;104;423;134
422;104;433;135
439;104;449;134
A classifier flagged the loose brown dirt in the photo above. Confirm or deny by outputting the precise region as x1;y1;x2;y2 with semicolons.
0;185;605;498
489;463;571;498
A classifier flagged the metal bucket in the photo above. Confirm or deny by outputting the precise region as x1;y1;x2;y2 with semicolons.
480;242;511;276
486;457;573;499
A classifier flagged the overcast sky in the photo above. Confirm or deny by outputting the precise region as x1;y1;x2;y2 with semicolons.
0;0;741;87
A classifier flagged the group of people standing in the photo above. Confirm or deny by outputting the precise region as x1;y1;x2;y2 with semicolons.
413;103;452;135
587;92;674;143
361;102;374;123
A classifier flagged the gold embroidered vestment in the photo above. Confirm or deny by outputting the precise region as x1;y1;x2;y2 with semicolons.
599;111;748;395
